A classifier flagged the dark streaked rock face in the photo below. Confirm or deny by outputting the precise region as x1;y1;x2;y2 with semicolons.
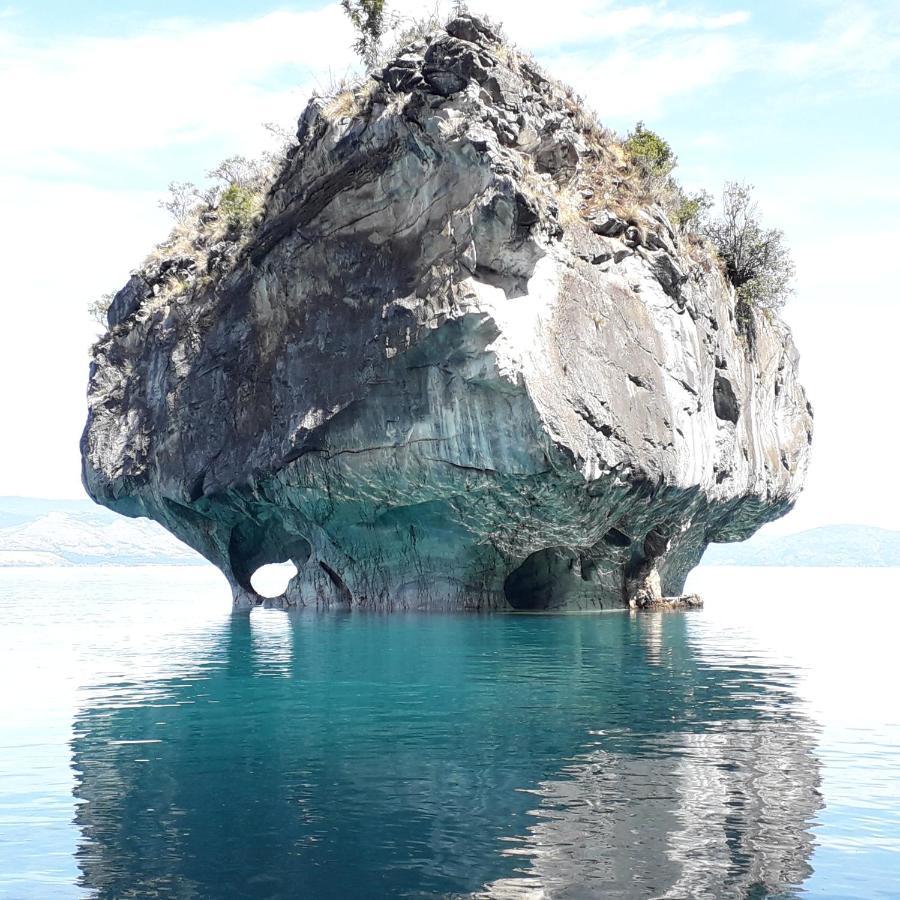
81;15;812;610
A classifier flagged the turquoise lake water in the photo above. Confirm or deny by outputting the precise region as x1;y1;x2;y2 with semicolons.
1;566;898;898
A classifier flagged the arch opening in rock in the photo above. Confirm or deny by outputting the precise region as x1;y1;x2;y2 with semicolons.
251;561;300;599
228;517;312;593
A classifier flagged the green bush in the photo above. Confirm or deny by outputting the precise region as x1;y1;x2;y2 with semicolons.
624;122;677;178
218;183;258;231
672;190;713;231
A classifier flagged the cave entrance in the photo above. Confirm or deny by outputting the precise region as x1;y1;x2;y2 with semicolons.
503;548;576;611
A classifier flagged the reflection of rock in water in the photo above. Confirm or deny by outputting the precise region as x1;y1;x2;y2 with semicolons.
70;612;821;899
485;727;820;899
485;626;821;899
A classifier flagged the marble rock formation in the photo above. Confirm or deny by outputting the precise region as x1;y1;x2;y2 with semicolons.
82;15;813;610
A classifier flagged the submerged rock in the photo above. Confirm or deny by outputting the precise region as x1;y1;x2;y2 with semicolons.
81;15;812;611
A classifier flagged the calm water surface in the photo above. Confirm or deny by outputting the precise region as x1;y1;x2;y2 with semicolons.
1;565;898;898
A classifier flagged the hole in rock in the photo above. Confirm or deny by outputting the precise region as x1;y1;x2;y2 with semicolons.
643;527;669;559
250;561;299;599
602;527;632;548
228;517;311;592
504;548;575;611
713;373;740;424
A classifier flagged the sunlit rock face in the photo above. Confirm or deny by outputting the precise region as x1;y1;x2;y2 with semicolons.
81;15;812;610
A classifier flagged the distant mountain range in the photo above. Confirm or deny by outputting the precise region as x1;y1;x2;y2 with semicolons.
0;497;203;567
703;525;900;567
1;497;898;569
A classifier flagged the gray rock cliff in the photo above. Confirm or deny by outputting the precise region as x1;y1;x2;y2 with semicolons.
81;15;813;610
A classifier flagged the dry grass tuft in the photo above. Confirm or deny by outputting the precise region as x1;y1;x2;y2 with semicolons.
322;80;376;120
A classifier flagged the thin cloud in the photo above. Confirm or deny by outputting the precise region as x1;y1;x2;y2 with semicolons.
391;0;751;48
770;3;900;80
0;7;359;175
0;1;759;176
547;32;740;119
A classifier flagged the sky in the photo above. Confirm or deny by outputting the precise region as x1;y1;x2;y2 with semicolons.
1;0;898;535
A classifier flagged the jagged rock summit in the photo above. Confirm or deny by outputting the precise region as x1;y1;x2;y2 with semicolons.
82;15;812;610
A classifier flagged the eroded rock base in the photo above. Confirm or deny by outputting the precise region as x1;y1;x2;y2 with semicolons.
630;594;704;611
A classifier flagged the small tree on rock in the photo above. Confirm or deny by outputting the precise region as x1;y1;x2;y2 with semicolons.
703;182;795;311
159;181;200;224
672;189;713;231
623;121;685;220
341;0;388;70
89;291;115;327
